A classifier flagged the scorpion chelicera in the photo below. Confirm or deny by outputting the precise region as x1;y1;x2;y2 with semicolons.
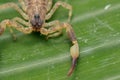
0;0;79;76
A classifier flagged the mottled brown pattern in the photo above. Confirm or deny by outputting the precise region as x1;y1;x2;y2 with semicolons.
25;0;48;21
67;28;77;42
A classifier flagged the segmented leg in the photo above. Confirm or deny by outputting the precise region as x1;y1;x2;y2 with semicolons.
0;3;28;20
0;18;32;36
9;28;17;40
47;30;62;39
8;17;30;39
45;1;72;22
12;17;29;26
41;20;62;35
47;0;53;12
18;0;27;11
41;21;79;76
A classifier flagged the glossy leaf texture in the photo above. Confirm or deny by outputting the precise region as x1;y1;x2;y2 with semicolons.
0;0;120;80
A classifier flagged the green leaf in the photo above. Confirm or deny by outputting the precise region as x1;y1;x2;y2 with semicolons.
0;0;120;80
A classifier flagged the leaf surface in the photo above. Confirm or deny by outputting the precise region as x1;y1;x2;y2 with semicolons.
0;0;120;80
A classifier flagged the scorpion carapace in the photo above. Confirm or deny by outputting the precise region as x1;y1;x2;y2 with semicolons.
0;0;79;76
25;0;48;29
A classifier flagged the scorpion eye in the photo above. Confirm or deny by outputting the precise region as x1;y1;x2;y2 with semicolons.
34;14;40;19
31;14;43;27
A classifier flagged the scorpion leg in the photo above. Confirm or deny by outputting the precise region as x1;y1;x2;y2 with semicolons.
47;30;62;39
0;3;28;20
47;0;53;12
0;18;32;36
45;1;72;22
41;21;79;76
41;20;63;38
9;17;30;40
12;17;29;26
18;0;27;11
9;28;17;40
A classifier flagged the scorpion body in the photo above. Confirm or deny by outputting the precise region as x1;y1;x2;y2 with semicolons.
25;0;48;30
0;0;79;76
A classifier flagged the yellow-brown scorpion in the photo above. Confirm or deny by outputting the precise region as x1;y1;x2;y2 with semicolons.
0;0;79;76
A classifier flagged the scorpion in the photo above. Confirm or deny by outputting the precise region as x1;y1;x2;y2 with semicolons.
0;0;79;76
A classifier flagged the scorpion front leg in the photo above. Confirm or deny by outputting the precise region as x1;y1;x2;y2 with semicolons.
18;0;27;11
45;1;72;22
0;2;28;20
46;0;53;12
41;21;79;76
0;18;33;36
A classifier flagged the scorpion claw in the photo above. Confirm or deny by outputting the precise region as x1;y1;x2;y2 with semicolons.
67;42;79;76
67;58;77;76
